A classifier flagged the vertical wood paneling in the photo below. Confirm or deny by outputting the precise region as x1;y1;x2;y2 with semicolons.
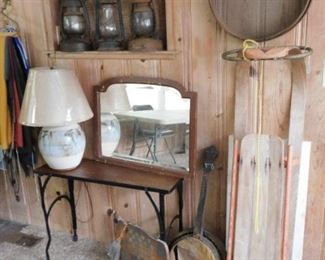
303;0;325;258
112;187;139;225
162;0;193;230
190;0;224;238
138;192;160;236
129;60;159;77
159;59;183;83
262;60;292;139
0;1;324;257
74;59;101;159
42;0;59;51
14;0;49;66
82;183;114;243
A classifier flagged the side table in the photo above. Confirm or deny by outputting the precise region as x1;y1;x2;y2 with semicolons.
34;159;184;260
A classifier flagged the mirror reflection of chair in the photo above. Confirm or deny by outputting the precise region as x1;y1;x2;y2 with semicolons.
129;104;177;164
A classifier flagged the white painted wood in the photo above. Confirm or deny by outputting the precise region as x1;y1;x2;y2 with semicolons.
287;54;307;260
291;141;311;260
226;135;235;247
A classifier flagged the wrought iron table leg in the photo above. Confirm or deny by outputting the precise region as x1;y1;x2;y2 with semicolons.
145;190;166;241
177;180;183;231
68;179;78;241
37;175;52;260
159;193;166;240
37;175;79;260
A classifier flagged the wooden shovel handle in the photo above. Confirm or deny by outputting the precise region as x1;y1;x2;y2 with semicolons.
227;140;240;260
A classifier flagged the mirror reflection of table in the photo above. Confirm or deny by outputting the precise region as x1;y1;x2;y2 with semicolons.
114;109;189;125
114;109;189;167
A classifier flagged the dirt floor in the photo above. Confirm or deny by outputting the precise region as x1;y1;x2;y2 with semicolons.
0;219;108;260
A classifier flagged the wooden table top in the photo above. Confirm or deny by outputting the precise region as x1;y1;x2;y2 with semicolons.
34;159;183;194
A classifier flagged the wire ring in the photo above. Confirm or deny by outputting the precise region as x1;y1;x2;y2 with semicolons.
222;46;312;61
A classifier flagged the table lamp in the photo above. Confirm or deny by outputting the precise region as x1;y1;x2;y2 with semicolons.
19;67;93;170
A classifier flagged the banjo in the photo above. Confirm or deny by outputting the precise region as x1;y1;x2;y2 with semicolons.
169;146;226;260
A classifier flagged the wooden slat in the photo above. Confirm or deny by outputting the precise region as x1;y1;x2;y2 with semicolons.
286;52;307;260
226;139;239;260
234;62;258;139
234;134;285;259
48;51;179;60
225;135;234;247
291;142;311;259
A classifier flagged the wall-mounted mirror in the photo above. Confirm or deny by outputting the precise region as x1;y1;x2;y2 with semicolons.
209;0;311;41
95;77;197;176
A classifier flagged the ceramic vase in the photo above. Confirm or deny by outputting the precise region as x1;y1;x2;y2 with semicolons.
38;123;85;170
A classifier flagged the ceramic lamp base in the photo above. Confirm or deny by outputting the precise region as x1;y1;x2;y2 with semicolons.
101;113;121;156
38;124;86;170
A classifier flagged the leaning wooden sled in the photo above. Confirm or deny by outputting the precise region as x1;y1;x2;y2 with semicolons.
224;47;312;260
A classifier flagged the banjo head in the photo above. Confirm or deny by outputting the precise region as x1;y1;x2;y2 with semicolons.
170;236;221;260
209;0;311;41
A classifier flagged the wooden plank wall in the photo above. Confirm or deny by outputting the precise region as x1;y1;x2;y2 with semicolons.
0;0;324;258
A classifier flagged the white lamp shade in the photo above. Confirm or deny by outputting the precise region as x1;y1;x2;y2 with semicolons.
19;67;93;127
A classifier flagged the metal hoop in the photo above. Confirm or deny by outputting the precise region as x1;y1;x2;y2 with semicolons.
222;46;313;62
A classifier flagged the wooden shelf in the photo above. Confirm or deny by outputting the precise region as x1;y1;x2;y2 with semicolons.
46;50;179;60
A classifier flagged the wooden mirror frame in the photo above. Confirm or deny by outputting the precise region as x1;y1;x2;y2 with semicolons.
209;0;312;41
94;76;197;177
